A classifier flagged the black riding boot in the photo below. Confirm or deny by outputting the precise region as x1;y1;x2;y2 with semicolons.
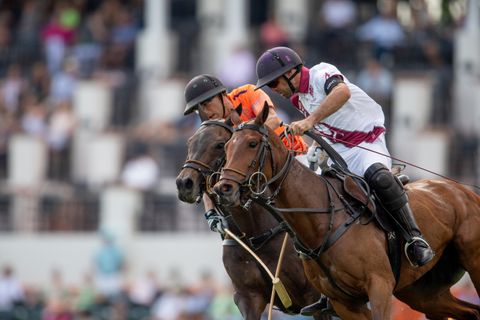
365;163;434;267
300;295;337;316
396;202;434;266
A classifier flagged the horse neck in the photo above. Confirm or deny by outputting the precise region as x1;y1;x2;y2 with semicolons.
270;156;335;248
272;158;328;205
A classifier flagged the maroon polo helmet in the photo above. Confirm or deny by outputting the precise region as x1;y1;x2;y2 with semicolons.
255;46;303;89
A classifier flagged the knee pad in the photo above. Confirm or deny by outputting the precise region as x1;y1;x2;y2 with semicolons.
365;163;407;211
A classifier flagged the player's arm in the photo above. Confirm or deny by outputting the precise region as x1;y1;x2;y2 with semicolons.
290;76;350;135
251;88;282;129
308;79;350;126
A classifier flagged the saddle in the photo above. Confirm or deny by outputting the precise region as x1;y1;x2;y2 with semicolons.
322;167;376;214
322;166;407;285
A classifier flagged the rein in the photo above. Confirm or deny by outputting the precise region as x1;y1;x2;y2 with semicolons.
183;119;234;178
223;123;364;300
185;120;292;251
182;159;215;177
221;123;294;198
307;129;480;191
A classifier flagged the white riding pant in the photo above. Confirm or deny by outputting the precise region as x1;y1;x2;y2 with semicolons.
330;133;392;177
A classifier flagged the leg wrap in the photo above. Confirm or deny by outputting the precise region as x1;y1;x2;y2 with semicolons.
365;164;434;267
364;163;407;212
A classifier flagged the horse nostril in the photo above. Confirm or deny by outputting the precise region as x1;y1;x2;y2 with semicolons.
184;178;193;190
214;182;233;196
221;183;233;195
176;177;194;192
176;177;183;190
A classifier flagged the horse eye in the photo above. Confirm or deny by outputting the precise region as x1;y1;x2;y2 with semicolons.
249;141;258;148
215;142;225;150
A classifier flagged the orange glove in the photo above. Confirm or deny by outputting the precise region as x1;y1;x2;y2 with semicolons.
274;125;308;155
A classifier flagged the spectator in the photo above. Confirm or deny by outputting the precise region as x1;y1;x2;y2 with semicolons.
422;36;453;127
93;230;125;300
0;265;24;316
47;100;76;151
321;0;356;30
20;93;48;138
319;0;357;67
218;44;256;89
151;286;186;320
29;61;51;101
207;285;241;320
0;110;19;178
129;270;159;307
0;24;13;76
41;9;74;75
356;57;394;127
0;64;26;114
129;270;160;319
16;0;43;63
16;285;44;320
259;14;289;51
42;269;74;320
49;58;78;104
47;100;76;180
42;298;74;320
170;0;199;75
111;8;137;47
73;274;96;315
120;142;159;191
356;2;405;64
183;271;217;317
72;11;105;78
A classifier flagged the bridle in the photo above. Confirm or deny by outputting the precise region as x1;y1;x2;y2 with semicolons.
182;120;233;196
219;122;365;299
220;122;294;198
182;120;292;251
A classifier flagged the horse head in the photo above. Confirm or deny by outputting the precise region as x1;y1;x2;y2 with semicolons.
176;119;233;203
214;103;291;207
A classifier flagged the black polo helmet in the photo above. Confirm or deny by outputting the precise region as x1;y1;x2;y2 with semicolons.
255;46;303;89
184;74;227;115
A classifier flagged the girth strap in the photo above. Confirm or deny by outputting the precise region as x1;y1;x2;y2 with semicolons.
323;207;363;251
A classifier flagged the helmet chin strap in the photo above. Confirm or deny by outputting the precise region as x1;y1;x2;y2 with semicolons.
283;66;301;95
220;94;227;119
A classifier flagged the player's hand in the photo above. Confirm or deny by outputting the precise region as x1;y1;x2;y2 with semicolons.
289;118;314;136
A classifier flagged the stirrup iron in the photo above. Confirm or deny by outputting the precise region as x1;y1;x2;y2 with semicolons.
404;236;430;267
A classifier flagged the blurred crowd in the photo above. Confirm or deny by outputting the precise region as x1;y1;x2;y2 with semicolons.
0;261;478;320
0;263;248;320
0;0;477;319
0;0;142;181
0;0;467;185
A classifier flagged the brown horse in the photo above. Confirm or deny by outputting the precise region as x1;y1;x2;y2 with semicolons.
214;104;480;320
176;120;332;320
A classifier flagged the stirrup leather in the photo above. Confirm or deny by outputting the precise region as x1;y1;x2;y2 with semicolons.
404;236;430;267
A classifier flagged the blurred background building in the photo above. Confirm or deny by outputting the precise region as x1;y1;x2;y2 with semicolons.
0;0;478;319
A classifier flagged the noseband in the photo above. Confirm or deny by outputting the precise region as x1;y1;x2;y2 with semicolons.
221;123;293;197
182;120;234;193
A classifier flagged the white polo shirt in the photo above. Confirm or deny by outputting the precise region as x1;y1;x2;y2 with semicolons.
290;64;391;175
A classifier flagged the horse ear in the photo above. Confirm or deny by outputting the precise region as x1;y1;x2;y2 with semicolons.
230;106;242;126
254;101;270;126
